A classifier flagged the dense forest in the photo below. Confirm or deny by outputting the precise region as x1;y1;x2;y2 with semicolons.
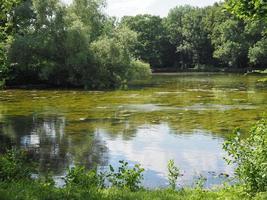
0;0;266;89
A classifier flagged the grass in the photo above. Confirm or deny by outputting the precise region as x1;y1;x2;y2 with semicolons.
1;180;267;200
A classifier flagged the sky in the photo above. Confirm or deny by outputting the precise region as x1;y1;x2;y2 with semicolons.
62;0;218;18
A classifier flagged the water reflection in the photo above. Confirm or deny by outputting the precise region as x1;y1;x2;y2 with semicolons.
0;114;232;188
98;123;233;188
0;115;108;174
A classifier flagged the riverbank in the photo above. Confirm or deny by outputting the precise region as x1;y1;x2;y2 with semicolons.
152;67;257;73
2;70;265;90
1;180;265;200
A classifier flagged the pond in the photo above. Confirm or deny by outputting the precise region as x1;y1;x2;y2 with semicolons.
0;73;266;188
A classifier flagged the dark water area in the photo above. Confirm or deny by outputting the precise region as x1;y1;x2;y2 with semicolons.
0;73;266;188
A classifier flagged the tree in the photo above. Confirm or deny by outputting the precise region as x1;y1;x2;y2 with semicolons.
245;19;267;68
211;18;249;68
9;0;67;85
249;37;267;67
164;6;191;69
0;0;22;84
226;0;267;20
177;8;213;68
2;0;266;87
6;0;151;89
165;6;214;69
89;26;146;89
121;14;174;69
69;0;106;41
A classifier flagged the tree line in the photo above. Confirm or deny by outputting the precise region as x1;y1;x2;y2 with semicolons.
0;0;266;89
0;0;151;89
121;3;266;71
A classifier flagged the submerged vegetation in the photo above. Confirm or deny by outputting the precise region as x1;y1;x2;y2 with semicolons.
0;120;266;199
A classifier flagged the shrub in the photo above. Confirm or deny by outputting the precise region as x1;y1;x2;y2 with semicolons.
128;60;151;81
167;159;181;190
65;166;103;188
194;175;207;189
88;27;139;89
0;148;33;181
223;119;267;194
107;160;144;191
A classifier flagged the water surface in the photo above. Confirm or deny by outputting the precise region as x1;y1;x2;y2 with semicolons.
0;73;266;188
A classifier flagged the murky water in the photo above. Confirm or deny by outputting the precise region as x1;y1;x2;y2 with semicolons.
0;73;266;188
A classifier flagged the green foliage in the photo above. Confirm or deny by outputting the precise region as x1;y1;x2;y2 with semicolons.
37;173;56;188
89;26;138;89
164;5;217;69
65;166;103;188
194;175;207;189
1;0;267;88
121;14;173;68
0;180;260;200
167;159;181;190
128;60;151;81
249;37;267;66
5;0;151;89
223;119;267;194
0;0;22;84
212;18;248;68
0;148;32;181
107;160;144;191
0;151;265;199
226;0;267;20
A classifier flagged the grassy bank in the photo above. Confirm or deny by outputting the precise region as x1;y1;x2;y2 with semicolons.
0;180;266;200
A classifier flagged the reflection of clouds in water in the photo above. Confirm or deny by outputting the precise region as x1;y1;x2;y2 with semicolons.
17;116;70;173
32;117;65;140
21;134;40;148
43;122;56;138
27;117;66;141
99;124;234;187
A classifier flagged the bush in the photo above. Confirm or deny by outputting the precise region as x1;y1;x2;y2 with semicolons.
107;160;144;191
0;148;33;181
65;166;103;188
128;60;151;81
89;27;143;89
223;119;267;194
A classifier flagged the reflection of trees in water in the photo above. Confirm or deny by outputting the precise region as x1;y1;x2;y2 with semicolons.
0;105;255;176
67;118;138;141
0;115;108;175
0;128;14;153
